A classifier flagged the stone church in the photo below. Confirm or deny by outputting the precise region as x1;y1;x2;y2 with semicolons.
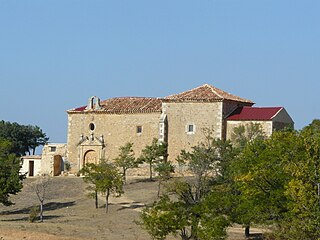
66;84;293;174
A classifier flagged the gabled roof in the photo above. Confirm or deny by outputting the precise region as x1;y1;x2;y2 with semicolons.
227;106;283;121
70;97;162;114
69;83;254;114
164;84;254;104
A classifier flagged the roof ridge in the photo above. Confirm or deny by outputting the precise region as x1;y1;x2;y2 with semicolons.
206;84;223;99
107;96;159;100
165;85;200;99
270;107;283;119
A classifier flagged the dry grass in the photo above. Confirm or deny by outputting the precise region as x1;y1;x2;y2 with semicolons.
0;176;261;240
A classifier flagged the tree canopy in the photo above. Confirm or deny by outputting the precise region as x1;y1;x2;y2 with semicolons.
0;120;48;156
139;121;320;239
139;133;234;240
80;160;123;213
230;122;320;239
114;142;139;183
0;140;25;206
138;138;168;180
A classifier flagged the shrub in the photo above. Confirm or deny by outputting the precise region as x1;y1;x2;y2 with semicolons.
29;205;40;222
64;161;71;172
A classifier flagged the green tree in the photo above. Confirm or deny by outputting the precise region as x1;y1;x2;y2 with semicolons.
139;195;190;240
0;121;48;156
138;139;168;180
154;160;174;198
229;127;320;239
139;135;233;240
80;162;100;209
231;122;265;150
0;140;25;206
81;160;123;213
275;120;320;239
27;125;49;155
114;142;138;183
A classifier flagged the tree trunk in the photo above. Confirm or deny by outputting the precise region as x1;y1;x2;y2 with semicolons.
32;148;36;155
180;228;190;240
157;180;161;198
245;225;250;238
105;189;110;213
123;168;127;183
40;201;44;222
95;190;98;209
149;163;153;180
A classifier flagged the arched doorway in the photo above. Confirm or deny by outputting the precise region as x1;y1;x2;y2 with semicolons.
53;155;62;176
83;150;97;166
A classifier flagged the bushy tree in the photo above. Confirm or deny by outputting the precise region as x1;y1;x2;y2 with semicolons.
139;133;233;240
81;160;123;213
0;140;25;206
138;139;168;180
231;122;265;150
0;120;48;156
139;195;188;240
154;160;174;198
230;123;320;239
114;142;139;183
80;162;100;209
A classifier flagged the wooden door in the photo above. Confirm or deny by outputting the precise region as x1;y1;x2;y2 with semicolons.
84;150;97;166
29;161;34;177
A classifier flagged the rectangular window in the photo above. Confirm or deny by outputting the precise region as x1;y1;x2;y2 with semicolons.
186;124;196;134
50;146;56;152
136;126;142;134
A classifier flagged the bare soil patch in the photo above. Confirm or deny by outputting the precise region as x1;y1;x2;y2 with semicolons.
0;176;261;240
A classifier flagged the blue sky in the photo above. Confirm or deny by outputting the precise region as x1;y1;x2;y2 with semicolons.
0;0;319;143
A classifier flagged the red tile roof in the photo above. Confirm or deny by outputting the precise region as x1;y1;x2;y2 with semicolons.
227;106;283;121
100;97;162;113
74;106;87;111
70;97;162;114
165;84;254;104
69;84;254;114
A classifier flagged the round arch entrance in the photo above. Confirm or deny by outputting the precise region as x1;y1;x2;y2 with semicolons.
83;150;97;166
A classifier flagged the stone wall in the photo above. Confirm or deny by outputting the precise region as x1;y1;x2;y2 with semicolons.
222;101;253;139
226;120;273;140
41;143;67;176
67;112;160;173
164;101;224;162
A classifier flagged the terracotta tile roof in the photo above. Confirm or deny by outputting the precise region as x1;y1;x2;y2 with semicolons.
70;97;162;114
100;97;162;113
69;83;254;114
227;106;283;121
164;84;254;103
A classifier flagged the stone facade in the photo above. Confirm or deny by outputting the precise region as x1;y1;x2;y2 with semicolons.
41;143;67;176
65;84;293;175
226;120;273;139
67;112;160;171
163;101;251;162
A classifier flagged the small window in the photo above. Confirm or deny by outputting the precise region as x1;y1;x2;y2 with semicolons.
186;124;195;134
50;146;56;152
89;123;95;131
137;126;142;134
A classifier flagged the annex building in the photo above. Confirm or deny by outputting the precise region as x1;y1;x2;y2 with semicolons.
66;84;294;174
